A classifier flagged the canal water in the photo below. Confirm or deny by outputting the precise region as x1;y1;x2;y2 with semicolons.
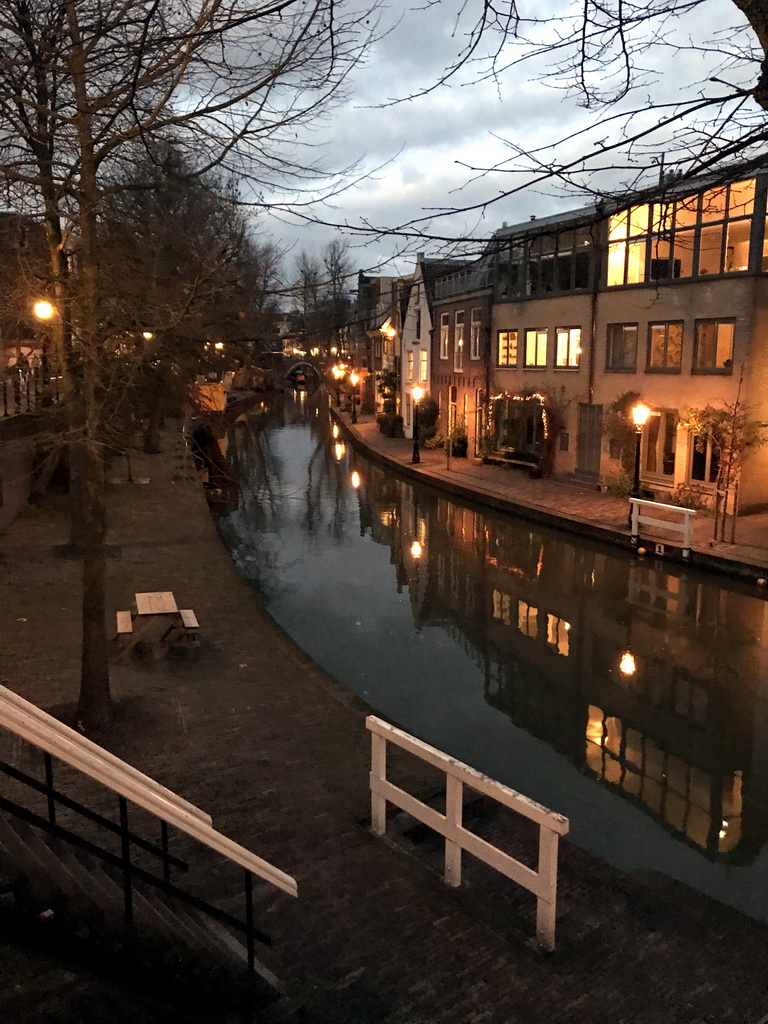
217;393;768;922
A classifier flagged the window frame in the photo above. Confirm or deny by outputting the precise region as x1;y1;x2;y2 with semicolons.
419;349;428;383
524;328;548;369
406;350;414;381
647;321;683;373
555;326;581;369
606;322;638;372
439;312;450;359
692;318;735;374
470;307;482;360
454;311;465;371
497;329;518;367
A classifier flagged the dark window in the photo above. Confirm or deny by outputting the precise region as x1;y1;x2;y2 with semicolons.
606;323;637;372
559;432;569;452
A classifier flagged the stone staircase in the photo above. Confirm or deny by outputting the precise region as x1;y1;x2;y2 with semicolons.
0;811;283;1022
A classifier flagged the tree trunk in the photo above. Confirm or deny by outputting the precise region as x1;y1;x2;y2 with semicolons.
77;438;110;730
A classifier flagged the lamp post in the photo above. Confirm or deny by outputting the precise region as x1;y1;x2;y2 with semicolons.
349;372;359;423
628;403;651;529
411;385;424;464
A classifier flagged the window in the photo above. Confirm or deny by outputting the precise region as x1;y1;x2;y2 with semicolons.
607;179;755;286
645;411;677;477
497;330;518;367
416;308;422;340
693;320;734;373
419;349;428;382
690;435;719;484
470;307;481;359
406;350;414;380
439;313;449;359
524;329;547;368
606;323;638;372
648;322;682;371
405;394;411;427
454;311;465;371
555;326;581;368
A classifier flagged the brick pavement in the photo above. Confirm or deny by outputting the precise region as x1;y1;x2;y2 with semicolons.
340;412;768;581
1;420;768;1022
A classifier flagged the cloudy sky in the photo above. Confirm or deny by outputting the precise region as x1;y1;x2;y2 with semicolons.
260;0;758;278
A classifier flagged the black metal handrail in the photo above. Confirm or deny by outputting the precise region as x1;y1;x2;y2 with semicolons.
0;757;188;875
0;742;272;978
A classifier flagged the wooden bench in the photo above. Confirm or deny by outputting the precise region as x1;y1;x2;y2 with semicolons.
115;611;133;637
179;609;199;630
483;448;543;478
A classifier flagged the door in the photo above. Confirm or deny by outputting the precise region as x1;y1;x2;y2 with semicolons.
577;403;603;478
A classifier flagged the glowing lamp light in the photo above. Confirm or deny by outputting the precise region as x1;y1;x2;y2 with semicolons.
619;650;637;676
332;423;339;439
33;300;55;320
214;341;225;351
334;442;345;461
410;540;423;559
631;403;651;428
412;385;424;404
351;470;361;489
142;331;154;341
350;372;360;386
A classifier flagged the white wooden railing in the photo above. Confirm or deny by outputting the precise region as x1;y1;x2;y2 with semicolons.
629;498;697;558
0;684;297;897
366;715;569;951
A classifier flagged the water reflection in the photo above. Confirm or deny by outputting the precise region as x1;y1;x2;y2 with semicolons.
219;395;768;915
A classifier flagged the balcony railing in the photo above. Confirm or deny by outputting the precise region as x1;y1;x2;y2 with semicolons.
434;266;493;300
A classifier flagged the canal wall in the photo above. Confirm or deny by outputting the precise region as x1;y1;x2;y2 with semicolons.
333;409;768;586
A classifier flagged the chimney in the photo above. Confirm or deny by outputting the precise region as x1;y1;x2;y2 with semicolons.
530;215;536;221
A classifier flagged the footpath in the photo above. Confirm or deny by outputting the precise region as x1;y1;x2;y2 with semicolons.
1;419;768;1022
336;411;768;583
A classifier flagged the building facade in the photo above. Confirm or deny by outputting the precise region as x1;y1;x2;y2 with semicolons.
481;168;768;509
431;264;493;456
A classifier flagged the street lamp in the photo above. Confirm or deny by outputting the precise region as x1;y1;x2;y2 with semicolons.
628;403;651;528
411;385;424;464
33;300;55;321
349;372;359;423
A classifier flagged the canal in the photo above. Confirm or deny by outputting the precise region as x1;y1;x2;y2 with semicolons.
217;393;768;923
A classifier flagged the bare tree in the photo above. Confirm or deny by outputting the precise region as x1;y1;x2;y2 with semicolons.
0;0;379;729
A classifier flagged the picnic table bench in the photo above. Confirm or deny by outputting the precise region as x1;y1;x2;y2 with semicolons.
113;592;200;662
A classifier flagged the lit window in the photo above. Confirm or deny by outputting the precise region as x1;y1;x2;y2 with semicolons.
406;350;414;380
419;349;428;382
518;600;538;637
606;323;638;372
555;327;581;368
439;313;449;359
547;614;570;656
693;320;734;373
497;330;518;367
648;322;682;371
454;311;465;371
524;329;547;368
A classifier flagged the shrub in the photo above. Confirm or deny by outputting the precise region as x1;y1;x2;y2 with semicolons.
666;483;710;511
603;472;633;497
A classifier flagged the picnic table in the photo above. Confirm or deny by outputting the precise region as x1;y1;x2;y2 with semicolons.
113;592;200;662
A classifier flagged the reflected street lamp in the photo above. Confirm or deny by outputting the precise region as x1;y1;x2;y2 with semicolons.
628;403;651;529
411;385;424;464
350;372;359;424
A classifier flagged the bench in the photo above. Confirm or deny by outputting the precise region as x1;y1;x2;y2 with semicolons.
483;448;543;478
179;609;200;630
115;611;133;636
